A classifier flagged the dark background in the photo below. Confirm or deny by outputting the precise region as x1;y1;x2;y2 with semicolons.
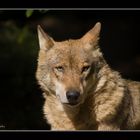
0;10;140;130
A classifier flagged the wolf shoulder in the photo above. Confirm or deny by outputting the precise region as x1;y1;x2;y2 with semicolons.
126;79;140;94
125;79;140;129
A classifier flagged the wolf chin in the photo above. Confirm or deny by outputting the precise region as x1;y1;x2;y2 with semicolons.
36;22;140;130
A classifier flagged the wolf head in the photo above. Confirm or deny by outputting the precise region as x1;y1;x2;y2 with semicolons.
36;22;104;106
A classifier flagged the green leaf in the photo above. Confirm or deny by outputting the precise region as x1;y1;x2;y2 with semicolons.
26;10;34;18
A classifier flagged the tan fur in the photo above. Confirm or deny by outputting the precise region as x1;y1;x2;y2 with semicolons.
36;23;140;130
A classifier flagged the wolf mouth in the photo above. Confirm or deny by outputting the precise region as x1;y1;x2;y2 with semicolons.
65;102;78;105
63;102;81;107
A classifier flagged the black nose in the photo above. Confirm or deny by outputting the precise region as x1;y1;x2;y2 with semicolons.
66;90;80;104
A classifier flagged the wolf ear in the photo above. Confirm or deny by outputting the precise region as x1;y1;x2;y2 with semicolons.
37;25;54;50
81;22;101;46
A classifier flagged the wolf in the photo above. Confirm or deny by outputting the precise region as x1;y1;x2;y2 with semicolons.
36;22;140;130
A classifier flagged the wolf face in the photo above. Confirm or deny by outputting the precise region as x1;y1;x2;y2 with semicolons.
36;22;102;106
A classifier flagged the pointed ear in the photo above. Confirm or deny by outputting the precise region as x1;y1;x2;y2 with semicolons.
37;25;54;50
81;22;101;45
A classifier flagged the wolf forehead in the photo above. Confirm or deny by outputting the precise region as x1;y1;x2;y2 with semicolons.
45;40;94;63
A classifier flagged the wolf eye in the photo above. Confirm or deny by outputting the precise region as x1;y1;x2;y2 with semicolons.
81;65;90;73
55;66;64;72
82;65;90;73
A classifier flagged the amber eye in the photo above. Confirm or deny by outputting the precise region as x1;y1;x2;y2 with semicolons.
81;65;90;73
55;66;64;72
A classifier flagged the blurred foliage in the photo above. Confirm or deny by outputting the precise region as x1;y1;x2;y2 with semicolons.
0;20;50;130
0;21;37;56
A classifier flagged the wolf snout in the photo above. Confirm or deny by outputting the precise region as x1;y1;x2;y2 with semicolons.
66;90;80;105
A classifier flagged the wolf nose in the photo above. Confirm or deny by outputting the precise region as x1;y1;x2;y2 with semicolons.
66;90;80;104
